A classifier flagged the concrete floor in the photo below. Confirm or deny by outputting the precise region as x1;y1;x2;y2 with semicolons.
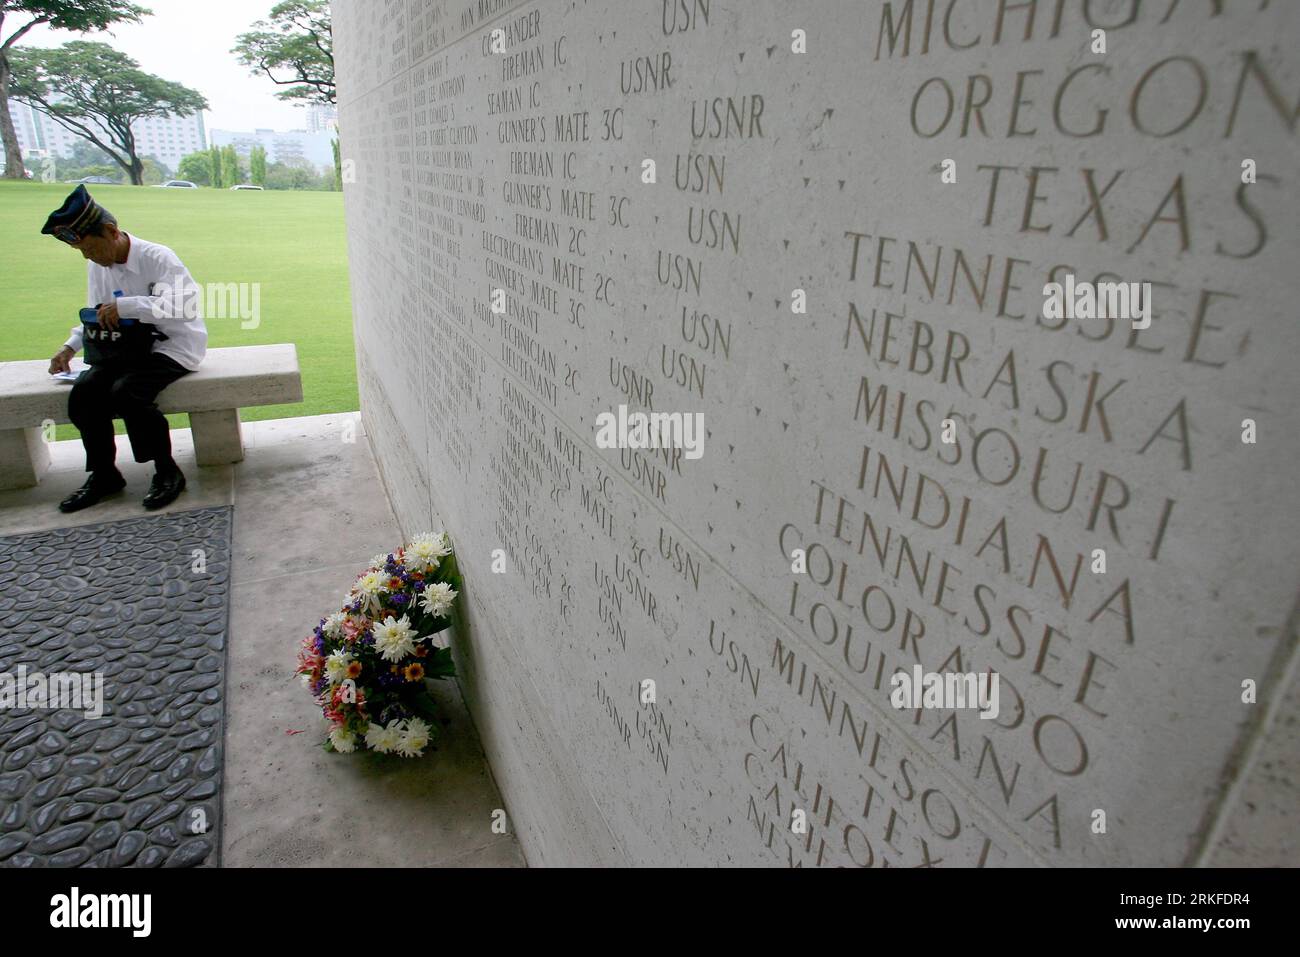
0;413;526;868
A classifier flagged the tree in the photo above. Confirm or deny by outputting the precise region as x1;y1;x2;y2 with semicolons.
330;135;340;190
66;137;115;167
73;165;121;182
208;144;221;187
249;144;266;186
263;159;321;190
49;139;120;182
139;153;168;184
0;0;149;179
220;143;242;187
176;149;211;186
9;40;206;184
233;0;333;106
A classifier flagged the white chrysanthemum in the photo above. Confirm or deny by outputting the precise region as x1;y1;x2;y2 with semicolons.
372;615;417;662
354;570;386;596
406;532;451;573
351;570;387;613
329;728;357;753
322;612;347;639
324;650;353;682
364;720;402;754
395;717;431;757
419;582;458;619
370;553;390;571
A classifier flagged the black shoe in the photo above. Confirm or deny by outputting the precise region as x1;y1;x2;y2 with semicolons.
58;473;126;513
142;469;186;510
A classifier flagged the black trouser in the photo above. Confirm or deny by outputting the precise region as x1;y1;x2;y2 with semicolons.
68;353;190;474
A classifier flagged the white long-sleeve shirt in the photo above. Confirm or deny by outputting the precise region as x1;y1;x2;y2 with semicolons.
63;234;208;371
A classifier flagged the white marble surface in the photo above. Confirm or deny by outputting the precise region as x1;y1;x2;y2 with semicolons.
332;0;1300;866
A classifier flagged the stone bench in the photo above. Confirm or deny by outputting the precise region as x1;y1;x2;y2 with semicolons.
0;344;303;489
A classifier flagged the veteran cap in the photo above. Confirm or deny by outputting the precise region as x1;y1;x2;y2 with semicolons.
41;184;112;243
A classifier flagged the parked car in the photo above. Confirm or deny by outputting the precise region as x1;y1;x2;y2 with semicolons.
230;184;264;190
159;180;198;188
70;175;117;185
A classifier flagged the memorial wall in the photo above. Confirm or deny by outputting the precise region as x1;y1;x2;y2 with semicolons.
332;0;1300;866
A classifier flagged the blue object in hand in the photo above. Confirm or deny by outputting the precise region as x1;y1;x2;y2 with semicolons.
80;306;135;326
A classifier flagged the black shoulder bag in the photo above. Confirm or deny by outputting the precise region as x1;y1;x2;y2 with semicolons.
79;306;167;366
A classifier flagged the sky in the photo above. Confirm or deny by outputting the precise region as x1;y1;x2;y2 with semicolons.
15;0;315;132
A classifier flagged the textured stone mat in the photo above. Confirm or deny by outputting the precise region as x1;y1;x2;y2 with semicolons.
0;507;232;867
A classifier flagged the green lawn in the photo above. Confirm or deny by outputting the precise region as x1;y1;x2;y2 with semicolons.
0;180;357;440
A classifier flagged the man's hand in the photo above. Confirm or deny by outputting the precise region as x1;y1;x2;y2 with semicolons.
96;301;120;331
49;346;75;375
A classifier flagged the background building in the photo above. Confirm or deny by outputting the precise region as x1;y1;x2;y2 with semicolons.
130;110;207;172
303;103;338;134
210;126;335;172
4;98;206;173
